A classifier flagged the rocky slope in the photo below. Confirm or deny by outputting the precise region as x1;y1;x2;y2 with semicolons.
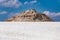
7;9;53;22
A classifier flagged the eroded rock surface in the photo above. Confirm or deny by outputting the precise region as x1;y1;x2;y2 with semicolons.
7;9;53;22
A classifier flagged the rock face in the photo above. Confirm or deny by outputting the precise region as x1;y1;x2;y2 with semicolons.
7;9;53;22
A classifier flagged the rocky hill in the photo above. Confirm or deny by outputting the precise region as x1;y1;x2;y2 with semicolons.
7;9;53;22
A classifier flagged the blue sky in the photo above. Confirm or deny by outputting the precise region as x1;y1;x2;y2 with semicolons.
0;0;60;21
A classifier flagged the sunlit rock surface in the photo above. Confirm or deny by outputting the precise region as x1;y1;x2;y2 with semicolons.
7;9;53;22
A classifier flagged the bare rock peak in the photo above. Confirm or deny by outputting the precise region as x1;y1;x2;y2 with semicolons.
7;9;53;22
25;9;36;13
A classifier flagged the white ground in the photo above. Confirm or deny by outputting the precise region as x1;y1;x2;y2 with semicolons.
0;22;60;40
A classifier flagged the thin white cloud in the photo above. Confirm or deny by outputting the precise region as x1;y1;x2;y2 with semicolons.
0;11;7;14
43;11;60;17
24;0;37;4
0;0;37;7
30;0;37;4
0;0;22;8
8;12;20;18
0;0;5;2
24;1;28;4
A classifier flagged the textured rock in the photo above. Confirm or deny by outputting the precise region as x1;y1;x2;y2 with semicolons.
7;9;53;22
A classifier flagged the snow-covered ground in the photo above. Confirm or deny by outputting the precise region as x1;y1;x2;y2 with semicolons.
0;22;60;40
